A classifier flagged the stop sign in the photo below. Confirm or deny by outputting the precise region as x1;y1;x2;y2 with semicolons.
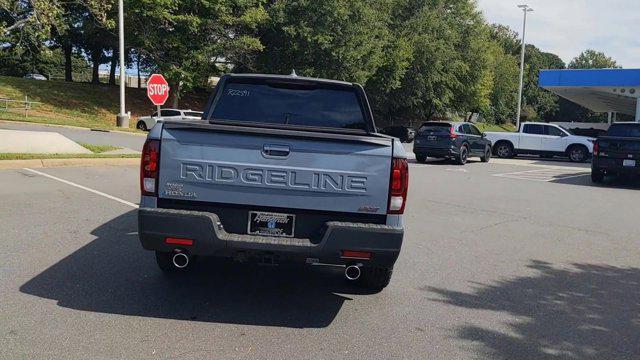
147;74;170;106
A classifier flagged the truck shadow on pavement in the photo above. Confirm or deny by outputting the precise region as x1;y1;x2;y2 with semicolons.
20;210;363;328
427;260;640;359
552;175;640;189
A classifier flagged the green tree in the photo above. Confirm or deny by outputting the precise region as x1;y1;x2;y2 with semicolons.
568;49;620;69
522;46;565;121
378;0;493;124
489;24;520;56
257;0;389;84
481;38;519;124
130;0;267;106
1;0;111;50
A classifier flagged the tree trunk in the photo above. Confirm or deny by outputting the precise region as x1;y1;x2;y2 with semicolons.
137;52;141;88
109;48;118;85
171;82;181;108
91;49;101;84
63;42;73;82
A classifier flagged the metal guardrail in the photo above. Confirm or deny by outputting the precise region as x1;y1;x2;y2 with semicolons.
0;96;42;118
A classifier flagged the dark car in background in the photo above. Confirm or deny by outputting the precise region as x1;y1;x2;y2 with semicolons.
591;123;640;183
414;122;492;165
380;126;415;143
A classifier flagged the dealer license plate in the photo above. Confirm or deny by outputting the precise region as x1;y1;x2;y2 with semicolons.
248;211;295;237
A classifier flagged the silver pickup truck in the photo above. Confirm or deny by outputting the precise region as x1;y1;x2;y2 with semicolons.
137;74;409;291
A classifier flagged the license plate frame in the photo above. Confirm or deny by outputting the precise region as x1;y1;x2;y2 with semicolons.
247;211;296;238
623;159;636;167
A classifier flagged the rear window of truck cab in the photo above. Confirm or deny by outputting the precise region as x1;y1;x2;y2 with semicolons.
209;78;367;130
606;124;640;137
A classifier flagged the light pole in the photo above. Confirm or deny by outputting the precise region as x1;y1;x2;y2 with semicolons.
116;0;129;128
516;4;533;130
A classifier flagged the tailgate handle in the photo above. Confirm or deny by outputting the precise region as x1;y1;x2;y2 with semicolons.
262;144;291;158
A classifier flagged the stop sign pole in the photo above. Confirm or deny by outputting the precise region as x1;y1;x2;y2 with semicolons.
147;74;170;117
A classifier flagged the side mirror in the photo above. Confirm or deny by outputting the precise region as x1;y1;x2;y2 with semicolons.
481;133;487;139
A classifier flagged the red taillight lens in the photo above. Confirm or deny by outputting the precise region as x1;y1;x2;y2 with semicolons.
140;139;160;196
388;158;409;214
593;141;599;155
165;237;194;246
450;126;458;139
341;250;372;260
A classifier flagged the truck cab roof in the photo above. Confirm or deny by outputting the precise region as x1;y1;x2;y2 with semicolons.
223;73;355;87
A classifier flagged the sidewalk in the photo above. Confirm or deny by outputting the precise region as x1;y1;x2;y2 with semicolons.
0;120;146;151
0;129;92;154
0;122;142;170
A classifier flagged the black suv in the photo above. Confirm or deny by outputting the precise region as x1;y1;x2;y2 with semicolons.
414;122;492;164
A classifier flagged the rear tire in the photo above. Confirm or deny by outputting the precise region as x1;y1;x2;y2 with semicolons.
416;154;427;163
136;121;148;131
360;267;393;292
456;145;469;165
494;142;514;158
480;147;491;163
568;145;588;163
591;169;604;183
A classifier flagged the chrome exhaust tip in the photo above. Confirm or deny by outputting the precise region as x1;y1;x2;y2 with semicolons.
345;265;361;281
172;252;189;269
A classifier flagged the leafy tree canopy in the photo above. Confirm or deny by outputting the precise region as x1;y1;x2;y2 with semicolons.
569;49;620;69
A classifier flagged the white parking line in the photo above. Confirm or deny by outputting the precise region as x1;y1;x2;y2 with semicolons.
23;168;139;208
494;168;590;182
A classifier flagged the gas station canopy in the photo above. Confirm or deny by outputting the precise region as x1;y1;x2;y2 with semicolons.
539;69;640;122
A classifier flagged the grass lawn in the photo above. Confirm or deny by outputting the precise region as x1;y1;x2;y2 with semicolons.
0;142;138;160
475;123;516;132
0;153;140;160
78;142;120;153
0;75;208;130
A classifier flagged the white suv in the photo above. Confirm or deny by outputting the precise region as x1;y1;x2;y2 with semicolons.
136;109;203;131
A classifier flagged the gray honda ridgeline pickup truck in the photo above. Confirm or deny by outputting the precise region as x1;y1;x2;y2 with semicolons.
138;74;409;290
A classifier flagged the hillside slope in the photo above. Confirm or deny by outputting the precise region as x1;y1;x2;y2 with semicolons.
0;76;209;130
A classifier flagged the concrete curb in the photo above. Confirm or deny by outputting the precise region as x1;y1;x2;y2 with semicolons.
0;157;140;170
0;119;147;137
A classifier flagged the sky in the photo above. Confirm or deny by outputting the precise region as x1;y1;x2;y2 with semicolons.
477;0;640;68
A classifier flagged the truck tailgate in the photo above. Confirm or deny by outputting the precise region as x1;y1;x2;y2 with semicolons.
599;136;640;159
157;124;393;215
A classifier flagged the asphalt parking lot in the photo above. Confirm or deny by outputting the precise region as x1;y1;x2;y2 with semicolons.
1;158;639;359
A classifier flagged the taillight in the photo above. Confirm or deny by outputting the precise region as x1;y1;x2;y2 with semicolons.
140;139;160;196
388;158;409;214
450;126;458;139
341;250;372;260
593;141;599;156
165;237;194;246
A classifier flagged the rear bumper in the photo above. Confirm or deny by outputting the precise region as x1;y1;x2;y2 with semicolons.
138;208;404;268
414;146;458;158
593;157;640;175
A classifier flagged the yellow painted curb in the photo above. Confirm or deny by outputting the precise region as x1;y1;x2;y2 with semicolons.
0;157;140;170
